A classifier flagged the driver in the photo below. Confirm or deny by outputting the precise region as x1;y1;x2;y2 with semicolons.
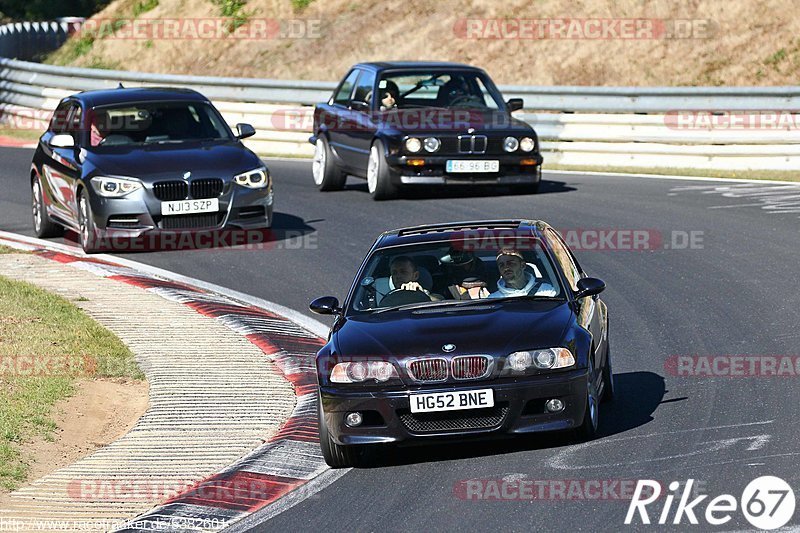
489;249;557;298
374;256;436;301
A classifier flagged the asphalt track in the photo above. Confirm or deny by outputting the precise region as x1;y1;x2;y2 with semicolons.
1;145;799;531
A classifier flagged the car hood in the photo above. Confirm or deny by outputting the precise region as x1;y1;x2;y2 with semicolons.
377;108;533;135
334;300;572;358
84;141;262;181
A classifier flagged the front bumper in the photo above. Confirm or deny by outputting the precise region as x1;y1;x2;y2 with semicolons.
88;181;274;234
320;368;588;446
385;153;543;186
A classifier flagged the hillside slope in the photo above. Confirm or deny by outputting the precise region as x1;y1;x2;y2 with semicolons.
46;0;800;86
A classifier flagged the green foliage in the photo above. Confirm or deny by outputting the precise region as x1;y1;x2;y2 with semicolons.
1;0;113;21
291;0;315;10
765;48;787;67
210;0;250;32
132;0;159;17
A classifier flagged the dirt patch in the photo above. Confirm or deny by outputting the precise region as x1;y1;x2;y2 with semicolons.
0;377;148;507
45;0;800;86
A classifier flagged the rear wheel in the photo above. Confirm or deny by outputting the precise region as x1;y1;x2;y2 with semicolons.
31;176;64;238
367;140;398;201
318;400;360;468
312;136;346;191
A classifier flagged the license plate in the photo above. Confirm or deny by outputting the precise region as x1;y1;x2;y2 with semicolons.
410;389;494;413
446;160;500;173
161;198;219;216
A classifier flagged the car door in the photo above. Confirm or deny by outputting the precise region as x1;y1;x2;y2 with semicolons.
40;101;83;226
327;69;361;170
342;69;377;175
545;229;605;385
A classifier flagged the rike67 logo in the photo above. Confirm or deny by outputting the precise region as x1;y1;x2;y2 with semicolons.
625;477;796;530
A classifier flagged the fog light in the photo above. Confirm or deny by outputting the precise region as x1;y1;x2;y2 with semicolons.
520;158;537;166
407;159;425;166
345;412;363;427
545;399;564;413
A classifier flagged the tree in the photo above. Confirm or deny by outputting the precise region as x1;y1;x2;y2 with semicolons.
1;0;112;21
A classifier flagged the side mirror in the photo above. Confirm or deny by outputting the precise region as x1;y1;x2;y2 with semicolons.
575;277;606;300
310;296;341;315
350;100;369;112
49;134;75;148
236;123;256;139
506;98;524;112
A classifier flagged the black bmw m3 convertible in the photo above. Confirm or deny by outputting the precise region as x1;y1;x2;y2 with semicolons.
310;62;544;200
310;220;612;467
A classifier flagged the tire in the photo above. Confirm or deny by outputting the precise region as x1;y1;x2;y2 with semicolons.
77;191;101;254
600;341;615;403
312;136;346;191
574;389;599;443
318;400;359;468
366;140;398;201
31;175;64;238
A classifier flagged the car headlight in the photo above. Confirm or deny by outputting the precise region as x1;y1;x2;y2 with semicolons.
503;348;575;374
330;361;399;383
90;176;143;198
405;137;422;153
503;136;519;152
234;167;269;189
423;137;440;152
520;137;535;152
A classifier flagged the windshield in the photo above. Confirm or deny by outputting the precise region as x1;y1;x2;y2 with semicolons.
88;101;233;147
348;236;565;314
377;71;503;110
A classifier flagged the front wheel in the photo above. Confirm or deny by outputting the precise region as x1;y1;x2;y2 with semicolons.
31;176;64;238
574;388;599;442
312;136;346;191
77;192;101;254
366;140;398;201
318;401;360;468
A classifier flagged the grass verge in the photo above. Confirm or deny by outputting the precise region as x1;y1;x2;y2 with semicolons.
0;274;143;491
0;128;42;143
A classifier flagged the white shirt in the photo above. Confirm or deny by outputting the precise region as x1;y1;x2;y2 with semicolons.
489;272;557;299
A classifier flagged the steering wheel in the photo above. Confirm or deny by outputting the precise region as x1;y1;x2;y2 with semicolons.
379;288;431;307
449;94;484;107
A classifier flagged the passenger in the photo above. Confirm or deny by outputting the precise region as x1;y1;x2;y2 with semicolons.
443;248;490;300
379;80;400;111
489;248;557;298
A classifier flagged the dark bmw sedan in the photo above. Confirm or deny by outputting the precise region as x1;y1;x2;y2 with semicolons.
310;62;544;200
310;220;612;467
31;87;273;252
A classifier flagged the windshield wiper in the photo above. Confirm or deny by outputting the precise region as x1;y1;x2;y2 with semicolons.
496;294;565;302
371;299;484;314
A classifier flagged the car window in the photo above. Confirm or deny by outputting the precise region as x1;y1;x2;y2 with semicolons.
66;105;82;142
352;70;376;106
49;101;72;134
378;71;502;110
333;70;360;106
88;101;233;147
348;237;564;313
545;229;581;292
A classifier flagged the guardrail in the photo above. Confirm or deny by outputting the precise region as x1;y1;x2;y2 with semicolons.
2;20;799;170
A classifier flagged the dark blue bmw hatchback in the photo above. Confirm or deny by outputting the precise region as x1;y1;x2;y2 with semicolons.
310;220;613;467
30;87;273;252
